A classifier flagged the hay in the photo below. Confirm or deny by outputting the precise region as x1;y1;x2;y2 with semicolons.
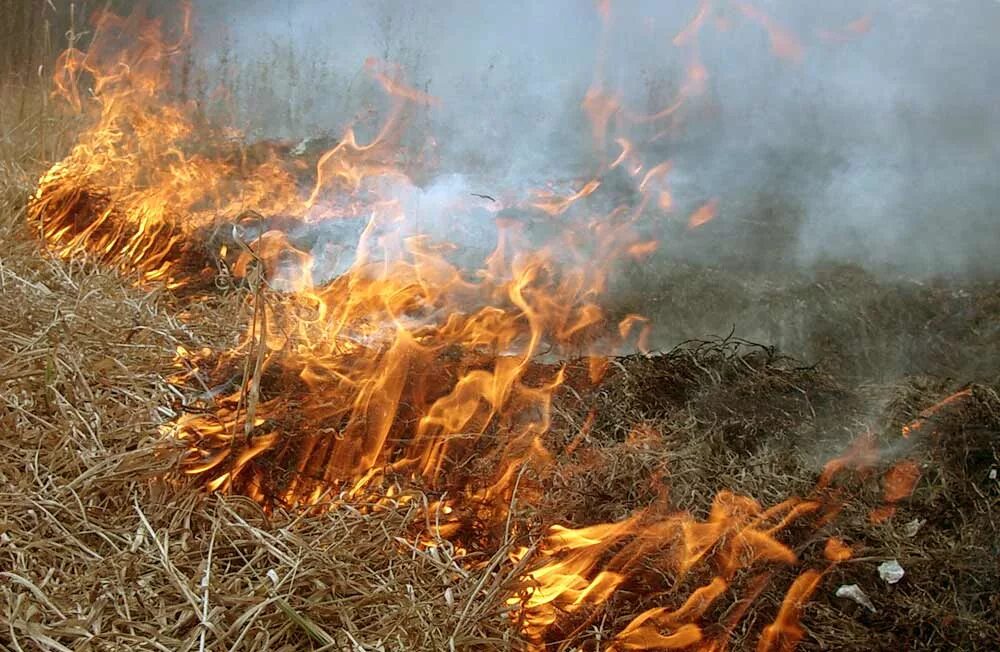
3;163;999;650
0;196;513;650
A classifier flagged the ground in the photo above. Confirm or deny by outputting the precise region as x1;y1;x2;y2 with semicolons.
1;158;998;650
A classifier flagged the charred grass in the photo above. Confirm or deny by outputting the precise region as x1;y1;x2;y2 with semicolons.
2;27;998;650
3;184;998;649
539;344;999;650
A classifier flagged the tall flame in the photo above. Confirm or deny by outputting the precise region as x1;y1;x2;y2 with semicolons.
29;3;892;650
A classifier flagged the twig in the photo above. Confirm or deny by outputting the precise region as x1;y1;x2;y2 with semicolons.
198;507;218;652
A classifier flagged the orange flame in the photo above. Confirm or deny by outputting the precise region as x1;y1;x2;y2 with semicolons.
509;489;844;649
687;198;719;230
901;388;972;438
757;570;823;651
736;2;805;63
818;15;873;44
28;3;904;650
673;0;711;47
870;459;922;524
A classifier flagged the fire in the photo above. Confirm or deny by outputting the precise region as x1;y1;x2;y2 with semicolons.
757;570;823;651
26;3;918;650
673;1;712;48
818;15;873;44
901;388;972;438
734;3;805;63
26;0;653;520
511;486;865;650
870;459;922;524
687;198;719;230
30;3;305;290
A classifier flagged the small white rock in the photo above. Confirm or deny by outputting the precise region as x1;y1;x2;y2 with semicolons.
835;584;877;613
266;569;280;586
878;559;905;584
902;518;926;538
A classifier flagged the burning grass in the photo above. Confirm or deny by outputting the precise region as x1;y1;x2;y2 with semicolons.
534;347;999;650
0;194;515;650
3;192;997;648
4;2;999;649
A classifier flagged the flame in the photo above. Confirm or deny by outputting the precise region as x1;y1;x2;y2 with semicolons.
901;388;972;438
818;15;873;44
673;0;711;48
687;198;719;230
823;537;853;562
530;179;602;216
618;314;652;353
735;2;805;63
27;3;912;650
510;490;853;649
757;569;823;651
870;459;922;524
882;460;921;503
817;430;879;489
31;3;310;290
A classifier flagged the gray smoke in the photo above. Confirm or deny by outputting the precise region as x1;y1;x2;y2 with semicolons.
192;0;1000;279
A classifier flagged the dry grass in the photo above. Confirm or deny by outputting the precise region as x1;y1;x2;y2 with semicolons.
0;12;518;646
3;167;999;649
0;174;517;650
2;5;998;647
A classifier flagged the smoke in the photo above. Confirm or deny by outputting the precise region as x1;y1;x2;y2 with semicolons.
191;0;1000;279
298;173;502;285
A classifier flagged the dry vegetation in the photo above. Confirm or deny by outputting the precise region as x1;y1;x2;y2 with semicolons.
0;7;507;649
2;160;514;650
2;4;999;651
3;205;997;649
542;348;1000;649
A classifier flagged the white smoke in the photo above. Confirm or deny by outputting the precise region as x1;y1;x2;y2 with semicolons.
192;0;1000;279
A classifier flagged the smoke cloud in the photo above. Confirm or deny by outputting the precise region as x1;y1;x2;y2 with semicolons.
192;0;1000;278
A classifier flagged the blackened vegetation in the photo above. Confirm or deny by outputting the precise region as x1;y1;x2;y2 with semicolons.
174;330;999;649
613;261;1000;382
27;183;220;292
26;136;343;295
536;342;999;650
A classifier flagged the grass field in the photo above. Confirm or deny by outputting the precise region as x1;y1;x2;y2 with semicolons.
2;4;998;651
